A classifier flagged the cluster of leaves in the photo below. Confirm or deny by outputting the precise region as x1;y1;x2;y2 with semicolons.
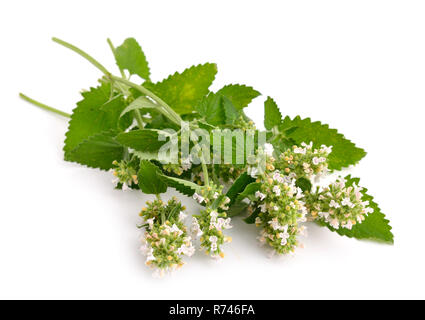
24;36;393;268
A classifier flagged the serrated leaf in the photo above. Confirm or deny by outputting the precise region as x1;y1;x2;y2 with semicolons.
144;63;217;114
67;130;124;170
64;83;128;159
227;202;250;217
296;177;312;193
195;93;225;126
226;172;256;206
216;84;261;110
160;175;200;197
115;38;150;80
319;175;394;244
116;129;170;152
137;160;167;194
281;116;367;170
120;96;157;118
223;97;239;125
132;150;159;161
236;182;262;202
264;96;282;130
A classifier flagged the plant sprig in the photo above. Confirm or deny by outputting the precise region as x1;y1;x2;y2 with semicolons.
20;37;393;275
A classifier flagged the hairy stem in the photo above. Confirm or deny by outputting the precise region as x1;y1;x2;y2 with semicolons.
106;38;144;128
106;38;126;78
52;37;112;78
111;76;182;125
19;93;71;118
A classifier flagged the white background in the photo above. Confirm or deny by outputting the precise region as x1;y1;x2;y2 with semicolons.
1;0;424;299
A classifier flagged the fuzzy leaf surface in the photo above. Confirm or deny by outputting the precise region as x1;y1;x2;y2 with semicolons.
144;63;217;114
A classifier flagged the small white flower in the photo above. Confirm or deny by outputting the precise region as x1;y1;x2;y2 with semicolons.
248;166;259;178
146;218;155;230
181;157;192;171
268;218;282;231
213;192;219;199
272;185;281;196
259;204;267;212
112;177;120;186
330;219;340;229
222;217;232;229
264;143;274;156
177;243;195;257
273;172;284;183
211;242;218;252
170;224;183;236
318;212;329;220
191;217;203;237
344;220;353;230
193;193;205;204
341;197;353;207
320;145;333;154
145;247;156;261
363;207;374;214
301;142;313;149
294;147;306;154
329;200;340;208
255;217;262;225
122;182;129;191
312;157;320;165
178;211;187;221
210;210;218;221
255;191;266;201
209;235;218;243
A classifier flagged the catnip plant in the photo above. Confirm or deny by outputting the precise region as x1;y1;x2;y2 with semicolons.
20;37;393;276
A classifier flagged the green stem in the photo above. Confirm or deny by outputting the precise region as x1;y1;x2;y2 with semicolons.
111;76;182;125
106;38;126;79
134;110;144;129
52;37;112;78
19;93;71;118
201;156;210;187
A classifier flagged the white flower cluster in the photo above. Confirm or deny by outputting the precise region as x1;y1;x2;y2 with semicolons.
305;177;373;230
192;184;232;258
110;160;138;190
162;156;192;176
253;165;307;255
139;198;194;275
276;142;332;180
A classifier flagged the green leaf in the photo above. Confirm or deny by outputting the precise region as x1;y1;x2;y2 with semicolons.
227;202;250;217
319;175;394;244
216;84;261;110
223;97;239;125
264;96;282;130
160;175;200;197
132;150;159;161
114;38;150;80
280;116;367;170
195;93;225;126
64;83;128;159
226;172;256;206
120;96;157;118
144;63;217;114
236;182;262;202
137;160;167;194
244;207;261;224
67;130;124;170
116;129;170;152
296;177;312;193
